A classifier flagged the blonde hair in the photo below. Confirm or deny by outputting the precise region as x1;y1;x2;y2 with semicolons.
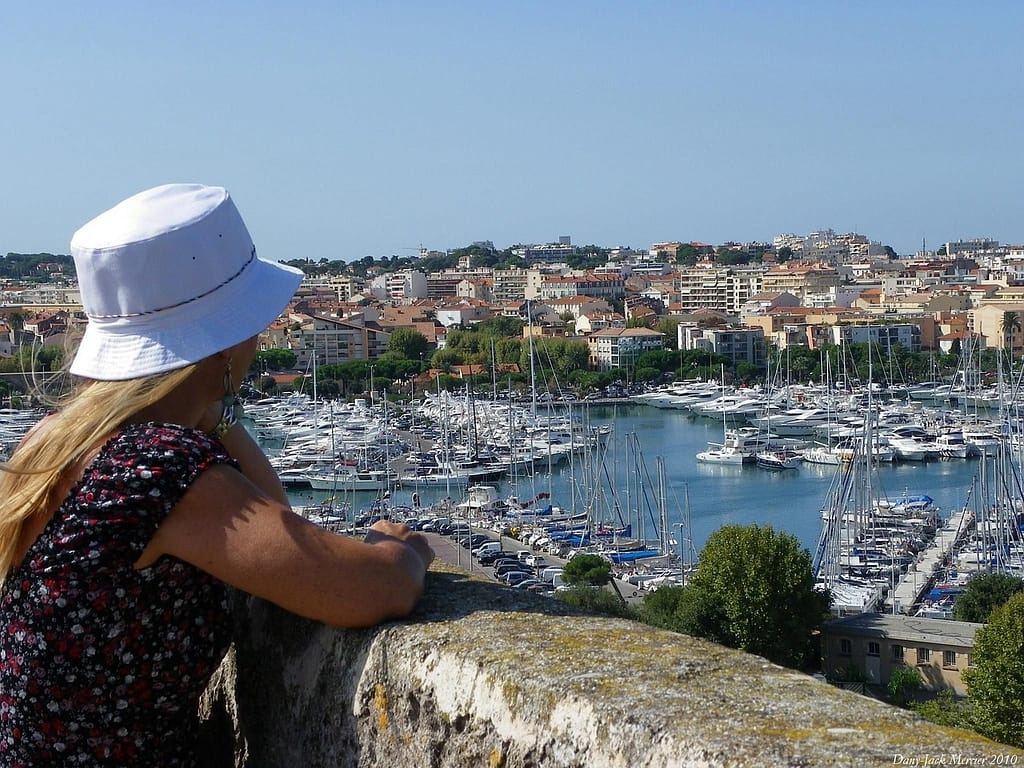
0;364;199;581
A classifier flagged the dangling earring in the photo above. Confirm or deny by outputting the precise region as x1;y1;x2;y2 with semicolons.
213;358;241;437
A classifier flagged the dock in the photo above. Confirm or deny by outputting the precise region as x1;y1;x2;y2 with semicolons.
883;505;975;614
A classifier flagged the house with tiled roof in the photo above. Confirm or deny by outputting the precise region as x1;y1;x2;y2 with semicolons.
436;299;493;328
738;292;801;318
574;312;625;336
540;295;612;320
456;277;495;302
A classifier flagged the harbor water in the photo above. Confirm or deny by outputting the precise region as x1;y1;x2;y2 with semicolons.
286;402;986;559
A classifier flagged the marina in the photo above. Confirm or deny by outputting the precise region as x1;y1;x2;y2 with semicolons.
261;380;1024;618
2;381;1021;619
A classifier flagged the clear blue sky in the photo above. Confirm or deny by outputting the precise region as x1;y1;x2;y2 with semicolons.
4;2;1022;261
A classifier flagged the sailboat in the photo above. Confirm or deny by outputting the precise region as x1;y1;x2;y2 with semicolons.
755;353;803;470
696;367;749;465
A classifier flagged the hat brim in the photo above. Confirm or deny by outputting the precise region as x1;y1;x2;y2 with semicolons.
70;257;302;380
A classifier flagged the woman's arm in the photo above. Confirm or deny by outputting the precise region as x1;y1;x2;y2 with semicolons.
213;422;290;506
196;402;289;506
138;465;434;628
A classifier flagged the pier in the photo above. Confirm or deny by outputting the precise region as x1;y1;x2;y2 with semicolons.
883;504;975;614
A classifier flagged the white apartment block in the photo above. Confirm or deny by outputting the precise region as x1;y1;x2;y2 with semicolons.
685;327;766;366
512;243;577;263
586;327;664;371
369;269;429;302
943;238;1001;257
675;266;765;315
675;266;731;314
831;324;921;353
881;274;925;295
491;268;530;303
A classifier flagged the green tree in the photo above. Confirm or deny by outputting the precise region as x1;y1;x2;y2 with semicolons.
682;524;831;668
964;592;1024;747
675;243;699;266
912;689;972;730
562;553;613;587
952;572;1024;623
523;337;590;383
475;315;525;338
386;327;430;360
1001;311;1021;370
655;317;681;350
253;348;297;373
888;667;923;707
734;361;759;384
5;311;25;332
637;584;686;629
673;586;734;646
430;348;463;372
562;553;626;604
555;586;635;619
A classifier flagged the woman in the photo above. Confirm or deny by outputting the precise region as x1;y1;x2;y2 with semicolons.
0;184;434;766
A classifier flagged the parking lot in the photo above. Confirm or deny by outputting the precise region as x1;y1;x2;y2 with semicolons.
422;529;564;596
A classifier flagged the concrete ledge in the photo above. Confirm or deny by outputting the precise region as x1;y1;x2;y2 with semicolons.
200;561;1022;767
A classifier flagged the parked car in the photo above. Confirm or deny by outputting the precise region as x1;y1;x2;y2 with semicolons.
494;563;532;578
499;571;532;586
524;554;546;568
539;566;564;584
512;578;543;590
478;550;514;566
490;558;523;570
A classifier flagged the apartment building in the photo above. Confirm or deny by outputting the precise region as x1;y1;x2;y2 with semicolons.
674;265;765;315
684;326;766;366
761;263;841;299
586;327;665;371
539;273;626;301
943;238;1001;258
287;313;390;368
491;268;530;303
368;269;429;302
970;302;1024;355
541;295;612;320
512;241;576;263
831;323;922;353
675;265;732;314
456;277;494;302
820;614;983;695
436;300;493;328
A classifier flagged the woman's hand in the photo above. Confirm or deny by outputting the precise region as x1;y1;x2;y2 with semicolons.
365;520;435;570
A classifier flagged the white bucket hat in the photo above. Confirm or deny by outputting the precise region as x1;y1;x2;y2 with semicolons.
69;183;303;380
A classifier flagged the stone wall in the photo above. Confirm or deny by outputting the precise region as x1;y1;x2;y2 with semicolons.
199;561;1022;767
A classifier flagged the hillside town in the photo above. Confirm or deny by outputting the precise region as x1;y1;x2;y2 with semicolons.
2;230;1023;378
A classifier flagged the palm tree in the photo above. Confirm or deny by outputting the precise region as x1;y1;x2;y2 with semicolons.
1001;311;1021;373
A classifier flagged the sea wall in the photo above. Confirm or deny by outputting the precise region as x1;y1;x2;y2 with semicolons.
198;562;1021;767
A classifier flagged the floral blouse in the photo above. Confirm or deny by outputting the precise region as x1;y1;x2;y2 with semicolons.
0;423;237;767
